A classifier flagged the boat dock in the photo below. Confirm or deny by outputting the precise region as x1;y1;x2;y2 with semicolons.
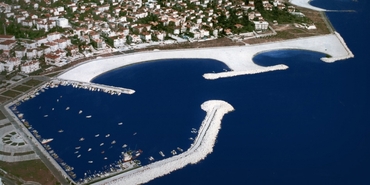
49;79;135;95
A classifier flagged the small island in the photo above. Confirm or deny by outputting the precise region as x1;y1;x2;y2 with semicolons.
0;0;354;184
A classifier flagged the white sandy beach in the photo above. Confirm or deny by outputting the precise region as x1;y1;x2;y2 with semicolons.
289;0;326;11
58;32;353;82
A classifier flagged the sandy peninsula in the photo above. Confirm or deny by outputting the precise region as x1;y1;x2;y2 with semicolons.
58;32;353;82
289;0;327;11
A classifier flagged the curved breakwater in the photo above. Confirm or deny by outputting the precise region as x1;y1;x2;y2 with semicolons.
203;64;289;80
93;100;234;185
321;32;355;63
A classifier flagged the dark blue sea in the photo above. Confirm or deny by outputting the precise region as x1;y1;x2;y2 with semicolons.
15;0;370;184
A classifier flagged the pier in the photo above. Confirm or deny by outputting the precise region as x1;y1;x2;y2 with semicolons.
50;79;135;95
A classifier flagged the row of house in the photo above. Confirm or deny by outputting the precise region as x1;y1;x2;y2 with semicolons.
0;56;40;74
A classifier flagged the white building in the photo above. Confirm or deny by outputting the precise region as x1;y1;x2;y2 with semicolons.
21;60;40;73
0;40;16;50
47;32;61;42
14;47;26;58
44;53;62;66
0;35;15;41
57;18;69;28
45;42;59;51
35;37;48;46
54;39;69;50
253;21;269;30
36;22;49;32
26;49;37;59
111;36;126;48
0;58;21;72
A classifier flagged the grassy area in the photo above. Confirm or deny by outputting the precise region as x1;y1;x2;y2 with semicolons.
23;79;42;87
0;96;9;104
1;90;22;98
0;123;11;128
0;160;58;185
0;110;7;120
46;72;61;77
13;151;35;156
0;151;11;156
12;85;32;92
245;6;332;44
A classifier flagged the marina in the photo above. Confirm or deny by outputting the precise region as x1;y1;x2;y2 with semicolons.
5;59;243;184
9;104;146;184
8;98;151;184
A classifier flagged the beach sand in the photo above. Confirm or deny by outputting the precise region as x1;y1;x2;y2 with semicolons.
289;0;327;11
58;32;353;82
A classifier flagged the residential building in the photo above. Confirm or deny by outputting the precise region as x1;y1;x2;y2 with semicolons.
254;21;269;30
57;18;69;27
44;53;62;66
21;60;40;73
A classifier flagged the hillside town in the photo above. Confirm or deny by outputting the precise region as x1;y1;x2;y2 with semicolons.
0;0;312;76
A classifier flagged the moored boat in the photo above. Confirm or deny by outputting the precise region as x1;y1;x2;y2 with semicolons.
41;138;53;144
177;147;183;152
159;151;165;157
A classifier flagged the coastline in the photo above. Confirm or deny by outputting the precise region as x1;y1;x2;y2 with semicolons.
58;32;354;82
289;0;327;11
92;100;234;185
